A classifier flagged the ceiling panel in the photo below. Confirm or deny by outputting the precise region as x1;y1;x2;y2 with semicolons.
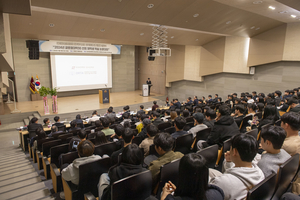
276;0;300;12
0;0;31;15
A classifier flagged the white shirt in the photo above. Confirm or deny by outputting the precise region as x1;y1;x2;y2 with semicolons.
247;99;254;104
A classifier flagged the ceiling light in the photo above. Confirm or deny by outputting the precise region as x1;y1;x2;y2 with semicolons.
253;1;263;4
226;21;232;25
170;36;174;39
279;11;288;14
147;4;154;8
92;29;94;31
193;14;199;18
255;27;260;30
118;0;122;2
140;33;144;36
100;29;105;32
250;26;255;29
186;21;188;23
49;23;55;27
29;23;32;25
291;15;297;18
196;39;199;41
269;6;275;10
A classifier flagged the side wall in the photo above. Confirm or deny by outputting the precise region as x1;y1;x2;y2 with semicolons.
167;61;300;101
12;38;136;101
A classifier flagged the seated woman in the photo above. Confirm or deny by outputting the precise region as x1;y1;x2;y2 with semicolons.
246;103;256;117
94;131;108;146
169;111;178;126
99;144;146;200
32;128;47;150
158;153;224;200
252;105;279;133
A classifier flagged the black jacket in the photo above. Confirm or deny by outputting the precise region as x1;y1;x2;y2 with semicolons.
290;104;300;113
27;123;43;138
233;115;244;128
207;116;240;146
203;119;215;130
152;118;163;127
137;110;145;115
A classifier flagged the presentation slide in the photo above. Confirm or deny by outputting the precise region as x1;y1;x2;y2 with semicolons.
50;54;112;92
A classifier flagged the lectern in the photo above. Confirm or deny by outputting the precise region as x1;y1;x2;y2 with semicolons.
99;89;110;103
142;84;149;96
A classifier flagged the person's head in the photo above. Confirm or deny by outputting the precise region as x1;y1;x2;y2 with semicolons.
143;118;151;127
101;117;110;128
95;120;101;127
152;111;160;119
281;112;300;134
247;95;253;100
275;90;282;97
215;94;218;98
202;96;205;100
154;132;174;155
235;105;245;115
95;131;108;145
148;78;150;80
234;98;241;105
76;114;81;120
228;95;233;100
194;96;198;100
175;109;181;116
262;105;278;121
257;103;264;112
252;91;257;96
122;128;134;144
261;125;286;151
36;128;46;139
174;116;186;130
43;118;50;125
195;108;202;113
78;129;87;140
175;153;208;200
182;110;189;118
30;117;38;124
285;90;290;95
257;96;265;104
123;121;131;128
218;97;222;102
92;110;98;116
205;109;216;121
287;97;299;108
122;112;129;119
208;95;212;99
54;116;60;122
233;93;237;98
174;99;178;103
187;97;192;101
230;134;258;163
218;105;231;117
165;110;170;116
123;105;129;111
289;90;294;95
140;105;144;110
193;112;204;124
247;103;256;112
153;101;157;105
122;144;143;165
107;107;113;113
70;120;77;128
147;124;158;137
170;111;178;120
51;125;58;133
114;124;125;137
77;140;94;157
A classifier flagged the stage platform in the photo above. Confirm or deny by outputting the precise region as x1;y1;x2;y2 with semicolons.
2;90;165;116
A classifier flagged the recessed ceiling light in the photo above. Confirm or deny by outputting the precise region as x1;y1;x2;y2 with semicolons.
186;21;188;23
255;27;260;30
118;0;122;2
279;11;288;14
196;39;199;41
29;23;32;25
250;26;255;29
170;36;174;39
269;6;275;10
140;33;144;36
92;29;94;31
147;4;154;8
291;15;297;18
253;1;263;4
49;23;55;27
226;21;232;25
193;13;199;18
100;29;105;32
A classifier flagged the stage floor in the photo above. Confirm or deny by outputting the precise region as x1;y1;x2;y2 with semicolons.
2;90;163;116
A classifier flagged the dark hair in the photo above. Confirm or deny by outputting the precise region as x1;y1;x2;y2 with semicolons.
122;128;134;143
252;91;257;95
235;98;241;104
77;140;94;157
175;154;208;200
235;105;245;114
165;110;170;115
247;94;253;98
262;105;279;122
182;110;189;118
281;112;300;131
76;114;81;119
36;128;46;139
70;120;77;128
153;111;160;118
30;117;38;124
219;105;231;116
215;94;218;97
123;105;129;111
122;144;143;165
194;96;198;99
94;131;108;145
140;105;144;109
154;132;174;152
153;101;157;105
123;121;131;128
218;97;222;102
257;96;265;104
247;103;256;111
43;118;49;124
101;117;110;128
147;124;158;137
175;109;181;116
54;116;60;122
261;125;286;149
205;109;216;119
78;129;87;139
208;95;212;98
108;107;113;113
92;110;97;115
288;97;299;106
188;97;192;100
123;112;129;119
114;124;125;137
257;103;264;112
174;116;186;130
51;125;58;133
275;90;282;96
95;120;101;127
195;108;202;113
231;134;258;162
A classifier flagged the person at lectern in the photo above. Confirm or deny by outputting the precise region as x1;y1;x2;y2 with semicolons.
147;78;152;96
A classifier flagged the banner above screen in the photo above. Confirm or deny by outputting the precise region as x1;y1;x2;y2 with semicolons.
39;40;121;54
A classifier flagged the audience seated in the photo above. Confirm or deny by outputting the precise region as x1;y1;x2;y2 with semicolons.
68;120;81;132
89;111;100;122
137;105;145;115
139;124;158;156
187;113;208;138
193;96;199;106
171;116;187;139
232;105;245;127
174;99;181;109
94;131;108;146
288;97;300;113
184;97;193;106
32;128;47;150
252;105;279;132
123;105;130;114
246;104;256;117
161;110;170;122
136;114;148;134
152;101;159;111
48;125;59;137
281;112;300;156
148;132;184;187
99;144;146;200
120;112;131;126
69;129;87;151
105;107;116;118
137;118;151;141
247;95;254;104
169;111;178;126
111;128;134;166
109;124;124;145
209;134;265;200
74;114;83;124
54;116;64;127
182;110;189;118
43;118;50;127
28;117;43;138
152;111;163;127
203;109;216;130
101;117;115;136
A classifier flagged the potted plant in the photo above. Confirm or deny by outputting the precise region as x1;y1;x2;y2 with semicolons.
39;86;50;115
49;87;59;113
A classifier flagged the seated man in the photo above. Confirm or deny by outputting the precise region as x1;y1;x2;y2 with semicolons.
161;110;170;122
174;99;181;109
152;111;163;127
171;116;187;139
281;112;300;156
123;105;130;114
203;109;216;130
89;111;100;122
188;113;208;138
139;124;158;156
255;125;290;177
137;105;145;115
137;118;151;141
68;120;81;132
101;117;115;136
48;125;59;137
109;124;124;145
54;116;64;127
111;128;134;166
247;95;254;104
69;129;87;151
43;118;50;127
287;97;300;113
232;105;245;128
184;97;193;106
61;140;103;185
152;101;159;111
27;117;43;138
209;134;265;200
148;132;184;187
105;107;116;118
193;96;199;106
120;112;132;126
